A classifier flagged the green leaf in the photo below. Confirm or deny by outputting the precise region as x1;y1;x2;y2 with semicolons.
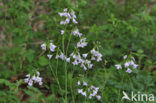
38;56;49;66
25;49;35;62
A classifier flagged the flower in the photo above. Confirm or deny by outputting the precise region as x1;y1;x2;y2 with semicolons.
96;95;101;100
81;91;87;96
78;81;81;85
78;89;83;93
59;52;65;60
82;53;88;58
28;79;33;86
91;57;96;60
24;71;43;86
61;30;64;35
90;49;102;62
115;64;122;69
123;55;127;59
50;43;56;52
63;8;67;12
133;64;138;69
59;9;78;25
72;18;78;24
124;62;130;68
77;81;101;100
72;60;78;65
83;81;88;86
77;38;88;48
70;10;76;19
72;29;82;37
47;54;52;59
88;64;93;69
24;78;29;83
66;58;70;63
55;55;60;59
41;43;46;50
131;57;135;61
126;68;132;73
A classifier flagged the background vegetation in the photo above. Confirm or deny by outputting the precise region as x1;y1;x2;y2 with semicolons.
0;0;156;103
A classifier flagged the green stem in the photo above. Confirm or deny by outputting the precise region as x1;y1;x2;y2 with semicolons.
49;61;62;94
118;71;125;103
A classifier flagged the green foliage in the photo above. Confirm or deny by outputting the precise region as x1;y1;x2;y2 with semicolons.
0;0;156;103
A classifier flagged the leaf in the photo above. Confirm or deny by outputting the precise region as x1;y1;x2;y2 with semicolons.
38;56;49;66
25;49;35;62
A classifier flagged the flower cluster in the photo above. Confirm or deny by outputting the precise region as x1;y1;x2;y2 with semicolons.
77;81;101;100
72;28;82;37
77;38;88;48
90;48;102;62
24;71;43;86
40;8;103;71
115;55;138;73
70;52;93;70
58;8;78;25
55;52;70;63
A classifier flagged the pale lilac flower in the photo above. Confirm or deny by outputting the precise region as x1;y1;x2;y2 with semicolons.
65;18;70;23
61;30;64;35
78;89;83;93
64;8;67;12
50;43;56;52
32;76;36;81
28;79;33;86
35;76;42;83
55;55;59;59
85;60;91;64
78;81;81;85
90;49;102;62
131;57;135;61
126;68;132;73
37;72;40;76
81;91;87;96
124;62;130;68
24;78;29;83
83;81;87;86
39;81;43;85
72;29;82;37
26;74;30;77
115;64;122;69
66;58;70;63
82;53;88;58
81;63;87;70
77;38;88;48
78;58;85;64
47;54;52;59
97;57;102;62
123;55;127;59
72;60;78;65
89;95;92;99
129;61;134;65
88;64;93;69
91;57;96;60
96;95;101;100
133;64;138;69
90;49;96;54
60;21;66;25
59;52;65;60
70;10;76;18
72;18;78;24
84;66;87;71
24;71;43;86
41;43;46;50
